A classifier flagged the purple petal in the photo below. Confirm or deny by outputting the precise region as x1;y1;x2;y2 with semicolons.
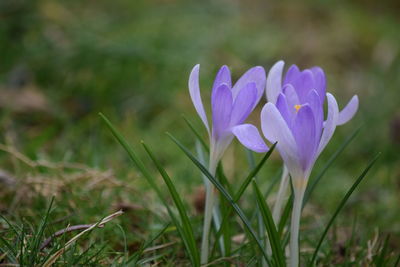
292;105;317;171
189;64;210;133
283;65;301;85
266;60;284;104
261;103;301;177
305;90;323;140
231;66;266;105
212;84;233;140
212;65;232;93
317;93;339;156
289;70;315;103
337;95;359;125
232;124;269;153
276;93;292;127
230;82;257;126
282;84;300;111
310;67;326;104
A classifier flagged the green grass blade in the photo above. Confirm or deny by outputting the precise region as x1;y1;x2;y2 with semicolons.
0;214;21;238
142;142;200;265
309;153;380;266
236;143;276;199
99;113;164;200
0;235;17;260
29;197;54;264
210;143;276;258
182;114;209;153
375;235;390;266
303;126;361;207
80;244;107;265
278;194;293;237
168;133;273;264
394;254;400;267
99;113;199;266
127;223;170;265
252;181;286;267
195;141;229;257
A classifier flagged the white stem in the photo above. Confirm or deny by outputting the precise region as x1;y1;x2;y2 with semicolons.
272;166;289;224
200;153;218;264
289;188;305;267
212;200;225;256
266;166;289;263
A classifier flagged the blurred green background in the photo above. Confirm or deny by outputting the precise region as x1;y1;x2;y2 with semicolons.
1;0;399;262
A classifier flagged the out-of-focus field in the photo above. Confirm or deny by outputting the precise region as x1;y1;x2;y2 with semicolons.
0;0;399;264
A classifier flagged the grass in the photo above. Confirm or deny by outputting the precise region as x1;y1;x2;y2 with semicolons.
1;0;400;265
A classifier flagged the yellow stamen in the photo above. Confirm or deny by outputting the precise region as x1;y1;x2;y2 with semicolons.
294;104;302;112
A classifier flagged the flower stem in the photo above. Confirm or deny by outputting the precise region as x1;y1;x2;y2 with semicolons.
265;165;289;265
272;165;289;224
200;155;218;264
289;188;305;267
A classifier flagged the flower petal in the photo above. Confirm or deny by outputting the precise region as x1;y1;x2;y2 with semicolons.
282;84;300;111
292;105;317;171
306;90;323;140
317;93;339;156
283;64;301;85
276;93;292;127
212;84;233;140
337;95;359;125
266;60;285;104
289;70;315;103
232;124;269;153
230;82;257;126
310;67;326;104
189;64;210;133
261;103;301;177
232;66;266;105
212;65;232;93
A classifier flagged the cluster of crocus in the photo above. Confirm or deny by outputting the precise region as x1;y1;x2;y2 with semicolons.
188;61;358;266
189;64;266;264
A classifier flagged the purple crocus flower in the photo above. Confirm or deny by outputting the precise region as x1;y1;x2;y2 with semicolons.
232;60;358;266
189;64;266;264
233;60;359;184
189;64;267;166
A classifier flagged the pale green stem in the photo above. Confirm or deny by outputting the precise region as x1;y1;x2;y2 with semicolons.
200;150;218;264
212;201;225;256
289;186;305;267
272;166;289;225
259;201;268;267
196;142;225;258
265;166;289;266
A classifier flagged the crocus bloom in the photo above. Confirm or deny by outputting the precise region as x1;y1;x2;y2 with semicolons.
233;60;358;267
233;60;359;185
189;64;266;264
189;64;267;168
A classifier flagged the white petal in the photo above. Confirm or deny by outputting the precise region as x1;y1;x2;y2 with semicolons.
266;60;284;104
317;93;339;156
261;103;301;178
337;95;359;125
188;64;210;134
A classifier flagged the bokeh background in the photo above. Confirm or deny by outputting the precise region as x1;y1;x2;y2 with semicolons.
1;0;399;262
